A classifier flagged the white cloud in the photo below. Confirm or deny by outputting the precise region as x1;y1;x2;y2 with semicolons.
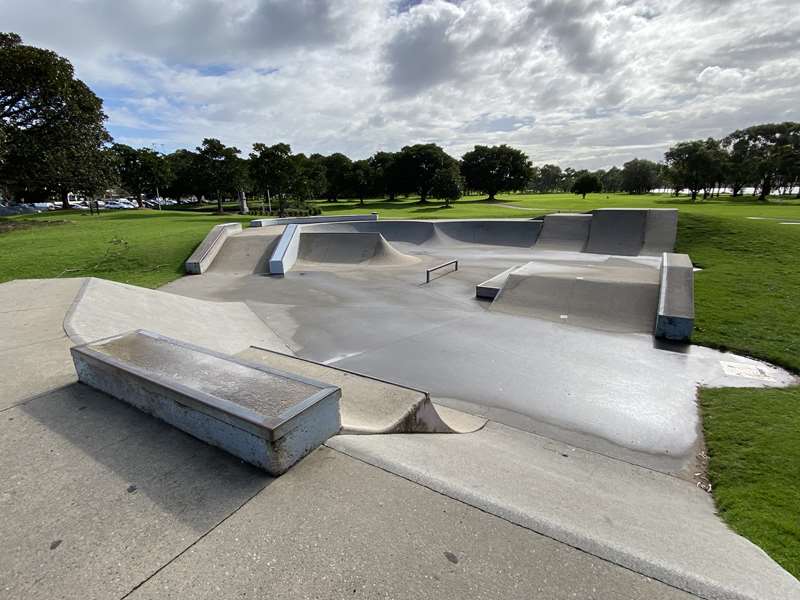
2;0;799;167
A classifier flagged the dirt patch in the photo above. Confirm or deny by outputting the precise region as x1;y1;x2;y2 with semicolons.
0;219;71;234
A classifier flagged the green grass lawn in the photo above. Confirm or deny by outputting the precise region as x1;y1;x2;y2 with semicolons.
2;192;799;577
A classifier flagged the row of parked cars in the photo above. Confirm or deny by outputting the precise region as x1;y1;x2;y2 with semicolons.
13;197;187;211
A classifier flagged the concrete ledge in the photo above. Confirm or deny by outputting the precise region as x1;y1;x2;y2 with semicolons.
251;213;378;228
655;253;694;341
476;265;521;299
71;330;341;475
268;223;300;275
184;222;242;274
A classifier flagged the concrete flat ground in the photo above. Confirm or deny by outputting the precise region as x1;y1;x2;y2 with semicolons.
164;227;794;474
0;278;693;600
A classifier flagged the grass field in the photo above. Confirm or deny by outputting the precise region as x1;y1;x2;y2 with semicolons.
2;192;799;576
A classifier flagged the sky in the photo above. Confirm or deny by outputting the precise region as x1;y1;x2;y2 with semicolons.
2;0;799;169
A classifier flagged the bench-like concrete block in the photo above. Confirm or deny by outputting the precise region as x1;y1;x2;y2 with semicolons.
71;330;341;475
655;253;694;341
185;223;243;274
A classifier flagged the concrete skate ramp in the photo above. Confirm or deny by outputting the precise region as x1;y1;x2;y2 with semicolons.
491;258;660;332
641;209;679;256
534;214;591;252
435;220;542;247
237;346;485;434
64;278;289;355
295;232;419;267
207;231;282;275
585;209;647;256
304;220;440;246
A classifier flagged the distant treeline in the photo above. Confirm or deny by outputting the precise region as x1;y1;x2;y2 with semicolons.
2;32;799;211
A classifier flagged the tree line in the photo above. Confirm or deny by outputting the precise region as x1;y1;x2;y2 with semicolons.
2;32;799;213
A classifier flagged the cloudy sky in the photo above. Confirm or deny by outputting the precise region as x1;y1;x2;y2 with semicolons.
3;0;799;168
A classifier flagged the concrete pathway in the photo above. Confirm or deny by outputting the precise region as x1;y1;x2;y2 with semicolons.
328;423;800;600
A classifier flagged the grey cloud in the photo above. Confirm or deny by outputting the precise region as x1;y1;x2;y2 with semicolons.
526;0;617;74
384;3;462;94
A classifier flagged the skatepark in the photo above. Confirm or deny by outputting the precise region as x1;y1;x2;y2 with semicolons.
2;209;799;600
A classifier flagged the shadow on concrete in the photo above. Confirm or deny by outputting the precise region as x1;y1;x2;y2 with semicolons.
19;382;271;532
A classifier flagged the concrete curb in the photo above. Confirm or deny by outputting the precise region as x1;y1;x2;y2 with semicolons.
655;252;694;340
185;222;243;274
268;223;300;275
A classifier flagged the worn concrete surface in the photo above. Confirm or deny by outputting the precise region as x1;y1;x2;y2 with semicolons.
65;277;289;355
163;261;795;473
0;278;86;409
327;423;800;600
126;447;694;600
0;277;697;600
237;345;486;433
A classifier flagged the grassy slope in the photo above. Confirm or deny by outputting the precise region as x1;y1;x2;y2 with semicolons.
2;193;799;576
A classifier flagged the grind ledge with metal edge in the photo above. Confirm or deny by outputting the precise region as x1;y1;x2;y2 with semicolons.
70;330;341;475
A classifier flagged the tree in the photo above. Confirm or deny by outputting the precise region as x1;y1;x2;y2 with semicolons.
571;172;602;199
112;144;172;206
621;159;658;194
290;153;326;203
321;153;353;202
249;142;295;215
350;159;375;205
398;143;456;203
723;123;800;201
535;164;563;193
601;167;623;193
664;139;726;202
163;149;200;200
430;166;462;207
460;144;533;201
369;151;404;200
0;33;114;206
196;138;244;213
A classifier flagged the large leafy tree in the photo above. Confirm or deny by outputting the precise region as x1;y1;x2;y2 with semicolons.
196;138;245;213
112;144;172;205
460;144;533;201
430;165;462;207
664;139;727;202
621;158;658;194
369;151;404;200
290;153;327;202
350;159;376;205
163;149;201;200
723;123;800;201
534;164;563;193
0;33;114;206
398;143;456;203
321;153;353;202
249;142;296;215
571;172;602;199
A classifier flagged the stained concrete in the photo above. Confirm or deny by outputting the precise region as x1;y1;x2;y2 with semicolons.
0;277;696;600
237;345;486;433
328;424;800;600
125;448;695;600
163;261;795;473
65;277;289;355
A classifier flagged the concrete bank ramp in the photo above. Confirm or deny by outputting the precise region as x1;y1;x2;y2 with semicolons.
295;231;419;267
491;258;661;332
207;227;283;276
237;346;485;434
533;213;591;252
65;278;289;355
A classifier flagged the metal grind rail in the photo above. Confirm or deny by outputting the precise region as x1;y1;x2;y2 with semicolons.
426;260;458;283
